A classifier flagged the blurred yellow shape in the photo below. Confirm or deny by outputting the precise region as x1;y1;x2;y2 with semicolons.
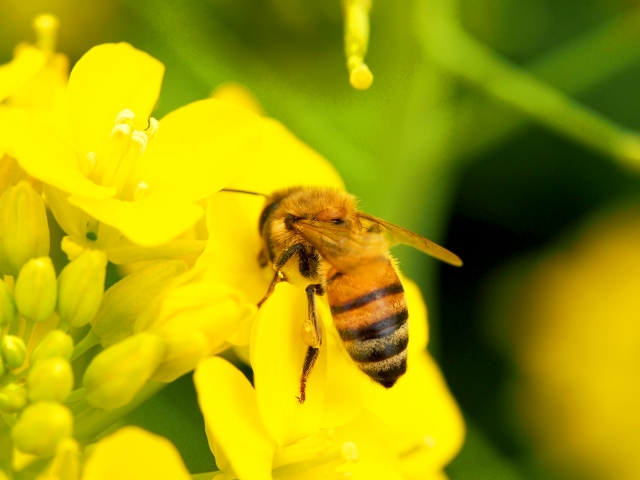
508;205;640;480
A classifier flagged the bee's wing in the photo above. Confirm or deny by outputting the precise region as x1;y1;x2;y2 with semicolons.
356;213;463;266
292;219;389;273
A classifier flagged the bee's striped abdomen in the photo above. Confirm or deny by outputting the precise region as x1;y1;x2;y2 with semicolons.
327;262;408;388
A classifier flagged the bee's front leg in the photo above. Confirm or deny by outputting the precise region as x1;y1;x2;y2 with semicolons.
297;284;323;404
257;244;304;307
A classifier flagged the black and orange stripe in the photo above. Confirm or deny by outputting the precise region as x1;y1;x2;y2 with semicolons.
327;261;409;388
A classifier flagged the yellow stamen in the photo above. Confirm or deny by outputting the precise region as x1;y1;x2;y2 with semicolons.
32;14;59;54
343;0;373;90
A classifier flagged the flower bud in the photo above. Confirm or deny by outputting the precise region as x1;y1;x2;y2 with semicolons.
0;180;49;277
0;281;17;326
57;250;107;328
83;333;164;410
91;260;188;347
0;383;27;412
14;257;57;322
151;330;209;383
137;280;255;353
27;357;73;402
46;438;80;480
30;330;73;365
1;335;26;370
12;402;73;456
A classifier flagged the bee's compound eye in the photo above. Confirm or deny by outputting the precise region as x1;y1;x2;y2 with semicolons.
331;218;346;225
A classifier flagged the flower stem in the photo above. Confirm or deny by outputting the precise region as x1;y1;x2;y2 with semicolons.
22;320;35;348
64;387;86;404
71;329;100;361
0;412;15;428
73;381;165;442
421;3;640;168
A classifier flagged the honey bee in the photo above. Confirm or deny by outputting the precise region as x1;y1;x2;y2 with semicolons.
249;186;462;403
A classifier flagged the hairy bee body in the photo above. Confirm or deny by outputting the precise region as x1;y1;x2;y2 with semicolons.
254;186;460;399
258;187;411;388
327;263;408;387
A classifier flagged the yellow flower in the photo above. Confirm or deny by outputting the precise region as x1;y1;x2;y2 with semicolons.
0;43;263;264
496;204;640;480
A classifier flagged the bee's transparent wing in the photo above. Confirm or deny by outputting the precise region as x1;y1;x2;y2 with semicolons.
292;220;389;273
356;213;463;266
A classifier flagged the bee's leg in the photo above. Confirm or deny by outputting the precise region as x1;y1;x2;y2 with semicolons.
297;284;323;404
297;346;319;404
257;244;304;307
303;284;323;347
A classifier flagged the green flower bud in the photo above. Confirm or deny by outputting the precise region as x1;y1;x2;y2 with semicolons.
0;281;17;326
83;333;164;410
57;250;107;328
91;260;188;347
0;383;27;412
151;329;209;383
27;357;74;402
14;257;57;322
1;335;26;370
30;330;73;365
0;180;49;277
12;401;73;456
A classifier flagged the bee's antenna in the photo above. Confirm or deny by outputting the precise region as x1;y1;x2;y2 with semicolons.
219;188;267;198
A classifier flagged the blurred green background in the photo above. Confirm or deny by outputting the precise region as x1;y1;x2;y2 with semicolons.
3;0;640;478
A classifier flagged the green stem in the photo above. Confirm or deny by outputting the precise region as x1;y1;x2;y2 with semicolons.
22;320;35;348
451;6;640;163
64;387;86;404
422;14;640;168
0;412;16;428
71;329;100;361
73;381;165;442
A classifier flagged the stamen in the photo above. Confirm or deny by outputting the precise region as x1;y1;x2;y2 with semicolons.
130;131;149;154
341;442;358;462
115;109;136;125
133;181;149;201
343;0;373;90
32;14;59;54
146;118;159;140
111;123;131;139
79;152;97;177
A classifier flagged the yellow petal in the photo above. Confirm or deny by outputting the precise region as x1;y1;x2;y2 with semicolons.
322;305;364;429
0;109;115;199
105;238;206;265
252;282;326;447
227;118;344;193
362;352;465;475
199;195;271;303
194;357;276;480
68;43;164;158
0;46;46;102
211;83;264;116
82;426;190;480
68;195;204;247
403;278;429;353
139;98;262;202
325;410;404;480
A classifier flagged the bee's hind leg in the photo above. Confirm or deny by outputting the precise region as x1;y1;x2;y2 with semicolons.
297;284;323;404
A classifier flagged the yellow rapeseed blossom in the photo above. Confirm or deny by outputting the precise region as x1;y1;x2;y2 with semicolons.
0;42;263;265
502;205;640;480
